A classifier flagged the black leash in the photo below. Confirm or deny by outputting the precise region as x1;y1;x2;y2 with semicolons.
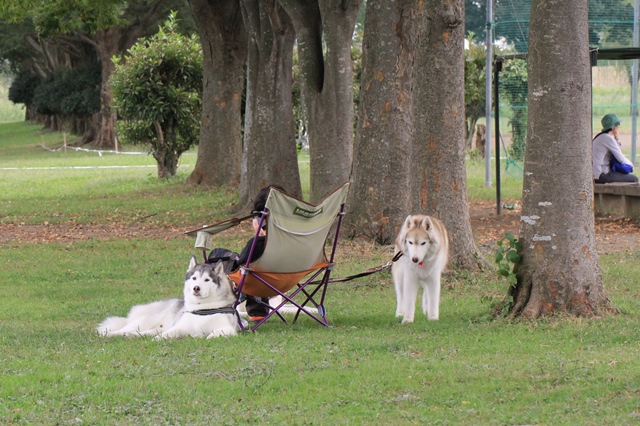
311;251;404;285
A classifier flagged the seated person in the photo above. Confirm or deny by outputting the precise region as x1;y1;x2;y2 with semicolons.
208;184;286;321
592;113;638;184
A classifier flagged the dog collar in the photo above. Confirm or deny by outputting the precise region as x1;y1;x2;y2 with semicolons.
189;306;236;316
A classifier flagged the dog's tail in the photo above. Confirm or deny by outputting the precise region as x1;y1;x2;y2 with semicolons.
96;316;129;336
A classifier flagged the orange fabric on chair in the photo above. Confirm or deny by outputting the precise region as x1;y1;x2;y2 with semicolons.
228;262;330;298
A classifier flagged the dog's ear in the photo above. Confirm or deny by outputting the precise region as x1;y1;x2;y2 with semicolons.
188;256;197;273
421;216;433;231
213;261;225;276
404;215;414;230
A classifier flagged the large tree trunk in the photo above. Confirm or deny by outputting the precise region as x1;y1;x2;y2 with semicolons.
411;0;481;268
237;0;302;209
81;114;100;145
186;0;247;187
506;0;612;318
87;0;168;148
346;0;416;244
25;104;37;121
93;28;120;149
279;0;363;203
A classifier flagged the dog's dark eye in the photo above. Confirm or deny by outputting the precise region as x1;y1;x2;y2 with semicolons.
421;242;426;246
408;241;413;245
192;277;196;280
204;278;210;282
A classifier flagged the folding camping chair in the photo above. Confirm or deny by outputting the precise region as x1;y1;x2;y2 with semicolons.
185;182;349;331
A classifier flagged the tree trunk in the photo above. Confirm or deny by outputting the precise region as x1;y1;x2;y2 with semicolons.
186;0;247;188
346;0;416;244
155;151;179;179
50;115;59;131
475;123;486;159
411;0;481;268
81;114;100;146
237;0;302;210
25;104;37;121
466;116;478;151
279;0;363;203
86;0;168;148
93;28;120;149
153;121;179;179
507;0;612;318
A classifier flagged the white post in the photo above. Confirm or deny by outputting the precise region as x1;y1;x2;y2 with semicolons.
632;0;639;165
484;0;493;187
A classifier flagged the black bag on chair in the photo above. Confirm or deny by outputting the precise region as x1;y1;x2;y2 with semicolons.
207;248;240;273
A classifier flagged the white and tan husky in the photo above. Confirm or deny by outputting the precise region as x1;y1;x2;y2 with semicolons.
97;257;244;339
392;215;449;323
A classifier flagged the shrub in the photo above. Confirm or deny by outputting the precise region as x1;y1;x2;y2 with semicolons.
110;12;203;179
31;64;100;117
8;71;41;106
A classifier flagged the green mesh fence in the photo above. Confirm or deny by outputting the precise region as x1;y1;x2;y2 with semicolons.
493;0;639;176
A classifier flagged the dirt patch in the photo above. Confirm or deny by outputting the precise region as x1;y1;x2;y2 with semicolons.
0;221;185;244
469;200;640;254
2;201;639;254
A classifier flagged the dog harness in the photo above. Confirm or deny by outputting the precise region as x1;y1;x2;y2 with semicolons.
188;305;243;324
189;306;236;316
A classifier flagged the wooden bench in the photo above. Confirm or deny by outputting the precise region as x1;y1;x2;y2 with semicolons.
594;183;640;218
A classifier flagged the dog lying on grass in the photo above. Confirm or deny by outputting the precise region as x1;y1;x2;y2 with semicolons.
97;257;244;339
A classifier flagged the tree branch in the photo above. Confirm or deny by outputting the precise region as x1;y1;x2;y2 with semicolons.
71;30;99;49
278;0;324;92
153;120;165;146
119;0;165;50
24;34;44;55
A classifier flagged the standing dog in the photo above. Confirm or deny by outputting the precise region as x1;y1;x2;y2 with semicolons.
97;257;244;339
392;215;449;323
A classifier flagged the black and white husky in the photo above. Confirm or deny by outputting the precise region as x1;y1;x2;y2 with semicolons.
392;215;449;323
97;257;245;339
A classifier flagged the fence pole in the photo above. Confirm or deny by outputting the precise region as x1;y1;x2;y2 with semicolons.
484;0;494;187
632;0;639;165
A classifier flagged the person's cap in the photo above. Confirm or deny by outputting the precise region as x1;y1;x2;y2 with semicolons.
601;113;621;130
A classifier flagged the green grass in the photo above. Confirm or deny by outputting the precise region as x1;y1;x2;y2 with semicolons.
0;122;233;225
466;156;523;202
1;121;639;425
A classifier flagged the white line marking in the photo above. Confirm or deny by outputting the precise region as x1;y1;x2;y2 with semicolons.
0;165;193;170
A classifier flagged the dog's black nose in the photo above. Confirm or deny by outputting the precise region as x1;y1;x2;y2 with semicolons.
193;286;200;293
412;258;419;263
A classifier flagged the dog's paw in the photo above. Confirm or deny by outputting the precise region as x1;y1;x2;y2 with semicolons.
152;334;166;341
400;317;414;324
206;328;237;339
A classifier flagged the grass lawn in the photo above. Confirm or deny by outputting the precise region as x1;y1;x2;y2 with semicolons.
1;121;639;425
